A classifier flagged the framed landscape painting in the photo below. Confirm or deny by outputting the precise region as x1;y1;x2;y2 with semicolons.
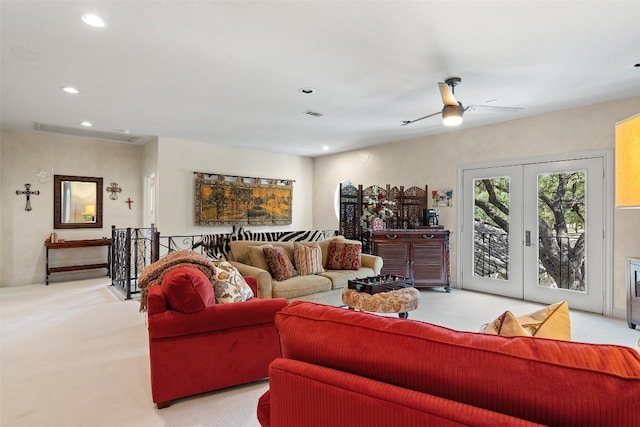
195;173;293;225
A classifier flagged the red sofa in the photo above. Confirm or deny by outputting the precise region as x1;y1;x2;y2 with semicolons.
257;301;640;427
147;274;288;408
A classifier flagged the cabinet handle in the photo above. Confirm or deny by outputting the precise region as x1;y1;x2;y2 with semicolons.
385;234;398;240
422;234;435;239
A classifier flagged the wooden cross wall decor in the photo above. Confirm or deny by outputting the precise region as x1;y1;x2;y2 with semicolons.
16;183;40;211
125;198;133;210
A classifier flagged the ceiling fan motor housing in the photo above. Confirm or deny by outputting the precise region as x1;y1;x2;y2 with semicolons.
445;77;462;88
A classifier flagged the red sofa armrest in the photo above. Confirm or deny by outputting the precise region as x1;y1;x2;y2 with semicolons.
244;276;258;296
147;284;167;315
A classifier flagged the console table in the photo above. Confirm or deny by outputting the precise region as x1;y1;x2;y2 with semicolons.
45;239;111;284
371;229;450;291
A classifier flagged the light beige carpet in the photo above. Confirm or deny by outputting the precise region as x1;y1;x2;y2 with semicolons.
1;278;638;427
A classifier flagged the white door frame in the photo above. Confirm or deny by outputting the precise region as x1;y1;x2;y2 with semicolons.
456;150;613;317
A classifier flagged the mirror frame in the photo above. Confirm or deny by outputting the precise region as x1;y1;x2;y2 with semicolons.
54;175;103;229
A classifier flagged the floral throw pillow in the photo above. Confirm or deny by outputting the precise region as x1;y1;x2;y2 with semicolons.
263;246;298;281
212;261;254;303
212;280;245;304
293;242;325;276
327;241;361;270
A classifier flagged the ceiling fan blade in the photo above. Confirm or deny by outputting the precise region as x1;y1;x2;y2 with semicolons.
438;82;458;106
466;105;524;112
401;111;441;126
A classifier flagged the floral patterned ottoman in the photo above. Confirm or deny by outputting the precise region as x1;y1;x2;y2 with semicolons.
341;287;420;319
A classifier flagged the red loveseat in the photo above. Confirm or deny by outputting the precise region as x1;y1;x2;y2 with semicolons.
147;273;288;408
257;301;640;427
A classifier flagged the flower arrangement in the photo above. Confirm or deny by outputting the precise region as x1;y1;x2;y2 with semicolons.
360;185;396;226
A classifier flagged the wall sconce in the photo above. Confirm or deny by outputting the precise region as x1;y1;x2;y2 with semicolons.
615;113;640;208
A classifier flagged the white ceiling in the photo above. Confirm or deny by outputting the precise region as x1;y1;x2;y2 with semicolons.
2;1;639;157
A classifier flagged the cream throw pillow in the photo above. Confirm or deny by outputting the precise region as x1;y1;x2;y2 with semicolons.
480;301;571;341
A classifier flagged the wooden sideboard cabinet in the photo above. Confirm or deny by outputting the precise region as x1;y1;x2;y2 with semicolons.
372;229;450;291
628;257;640;330
45;239;111;284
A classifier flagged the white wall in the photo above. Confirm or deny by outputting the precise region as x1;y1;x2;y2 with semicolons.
0;130;144;286
2;97;637;318
155;137;314;236
313;96;640;318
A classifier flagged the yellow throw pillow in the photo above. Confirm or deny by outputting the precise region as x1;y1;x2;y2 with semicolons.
480;301;571;341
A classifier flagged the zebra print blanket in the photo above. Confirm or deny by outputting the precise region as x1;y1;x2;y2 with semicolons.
192;228;335;260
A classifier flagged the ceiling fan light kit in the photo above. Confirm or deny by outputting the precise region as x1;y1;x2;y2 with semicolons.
442;104;464;126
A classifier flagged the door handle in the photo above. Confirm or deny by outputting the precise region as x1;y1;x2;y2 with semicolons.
525;230;535;247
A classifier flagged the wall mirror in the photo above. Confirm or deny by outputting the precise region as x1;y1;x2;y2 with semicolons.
54;175;103;229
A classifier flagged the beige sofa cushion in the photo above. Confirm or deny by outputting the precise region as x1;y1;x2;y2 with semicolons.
320;267;376;289
271;275;332;299
248;244;273;271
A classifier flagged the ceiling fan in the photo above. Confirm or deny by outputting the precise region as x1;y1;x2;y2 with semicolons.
401;77;523;127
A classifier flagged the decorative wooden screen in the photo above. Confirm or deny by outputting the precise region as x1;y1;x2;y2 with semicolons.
339;182;360;240
338;183;428;253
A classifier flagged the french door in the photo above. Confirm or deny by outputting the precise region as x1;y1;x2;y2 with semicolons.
461;156;606;313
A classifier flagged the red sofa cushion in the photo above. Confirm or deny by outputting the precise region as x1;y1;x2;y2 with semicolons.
275;301;640;427
161;266;215;313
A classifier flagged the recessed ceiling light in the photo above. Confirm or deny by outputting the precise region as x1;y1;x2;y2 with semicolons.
322;145;330;151
80;13;107;28
61;86;79;94
80;121;93;127
299;87;315;94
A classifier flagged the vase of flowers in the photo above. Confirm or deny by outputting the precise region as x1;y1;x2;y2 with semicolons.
360;185;396;229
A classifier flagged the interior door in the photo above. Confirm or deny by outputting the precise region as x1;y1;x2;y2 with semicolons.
461;156;605;313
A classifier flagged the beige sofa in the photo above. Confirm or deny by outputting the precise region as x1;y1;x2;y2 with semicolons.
227;237;382;305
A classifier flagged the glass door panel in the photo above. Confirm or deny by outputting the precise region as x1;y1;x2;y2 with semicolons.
473;176;510;281
462;166;523;299
523;158;603;312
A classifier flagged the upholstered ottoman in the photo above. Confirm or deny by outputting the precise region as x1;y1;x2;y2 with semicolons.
341;287;420;318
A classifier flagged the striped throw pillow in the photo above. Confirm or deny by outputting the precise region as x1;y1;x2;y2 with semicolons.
293;242;325;276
